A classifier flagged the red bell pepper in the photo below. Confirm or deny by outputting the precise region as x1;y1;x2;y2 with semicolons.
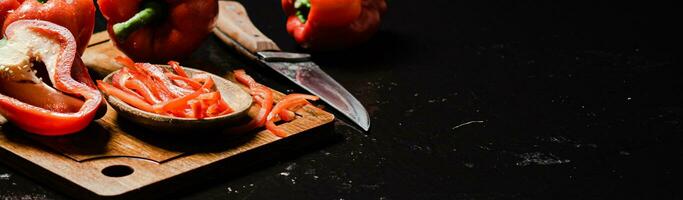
0;20;103;136
97;0;219;62
282;0;387;50
1;0;96;55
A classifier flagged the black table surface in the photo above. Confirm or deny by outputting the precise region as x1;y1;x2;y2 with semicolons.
2;0;682;199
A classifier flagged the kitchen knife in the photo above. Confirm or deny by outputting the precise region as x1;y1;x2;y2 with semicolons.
213;1;371;131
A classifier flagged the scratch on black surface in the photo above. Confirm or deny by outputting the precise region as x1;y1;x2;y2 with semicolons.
334;120;364;133
469;91;479;100
515;152;571;166
239;186;257;200
452;121;485;130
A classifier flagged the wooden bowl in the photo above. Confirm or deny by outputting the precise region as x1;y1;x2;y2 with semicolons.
101;65;253;133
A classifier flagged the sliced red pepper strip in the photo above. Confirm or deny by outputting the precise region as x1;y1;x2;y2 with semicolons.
197;92;219;100
217;95;234;114
134;62;182;98
124;78;160;104
168;61;189;78
167;104;191;118
205;104;220;117
233;69;259;89
191;73;212;83
153;88;202;114
153;76;214;114
115;56;171;101
277;99;310;117
114;56;136;68
272;94;319;119
206;91;233;117
152;64;194;96
230;70;321;136
265;118;288;137
230;70;289;135
111;69;143;100
266;98;309;137
111;69;128;88
97;80;153;112
119;67;160;104
280;110;297;121
197;92;220;106
217;106;234;116
228;85;273;133
166;72;202;90
190;100;204;119
171;79;192;90
198;92;218;116
266;94;319;137
247;86;273;127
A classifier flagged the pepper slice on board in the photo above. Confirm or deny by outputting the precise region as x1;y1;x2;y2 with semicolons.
282;0;387;50
229;69;274;133
97;0;218;62
1;0;96;55
0;20;103;135
231;69;319;137
265;94;319;137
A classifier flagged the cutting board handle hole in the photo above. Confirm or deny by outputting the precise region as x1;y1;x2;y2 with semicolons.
101;165;134;177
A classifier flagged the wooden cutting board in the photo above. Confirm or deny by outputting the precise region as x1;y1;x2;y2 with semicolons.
0;32;334;199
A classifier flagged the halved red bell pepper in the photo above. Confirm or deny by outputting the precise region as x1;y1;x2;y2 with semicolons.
97;0;219;62
1;0;95;55
282;0;387;50
0;20;103;136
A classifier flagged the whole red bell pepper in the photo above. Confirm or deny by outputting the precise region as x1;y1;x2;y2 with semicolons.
0;0;96;55
97;0;218;62
0;20;103;136
282;0;387;50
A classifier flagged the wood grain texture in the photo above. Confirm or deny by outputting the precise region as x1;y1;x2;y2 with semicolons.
0;32;334;198
215;1;280;53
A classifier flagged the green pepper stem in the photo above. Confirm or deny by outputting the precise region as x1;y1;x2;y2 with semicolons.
294;0;311;23
113;1;164;41
36;0;47;3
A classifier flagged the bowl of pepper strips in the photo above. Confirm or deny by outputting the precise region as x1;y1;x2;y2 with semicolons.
97;56;252;133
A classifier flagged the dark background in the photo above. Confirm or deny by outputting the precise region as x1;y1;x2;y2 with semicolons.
2;0;682;199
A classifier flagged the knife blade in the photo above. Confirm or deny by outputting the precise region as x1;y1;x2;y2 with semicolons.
212;1;370;131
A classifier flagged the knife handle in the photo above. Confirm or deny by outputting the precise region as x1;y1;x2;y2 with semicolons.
215;1;280;54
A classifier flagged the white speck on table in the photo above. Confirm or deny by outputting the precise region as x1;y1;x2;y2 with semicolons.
0;173;11;180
